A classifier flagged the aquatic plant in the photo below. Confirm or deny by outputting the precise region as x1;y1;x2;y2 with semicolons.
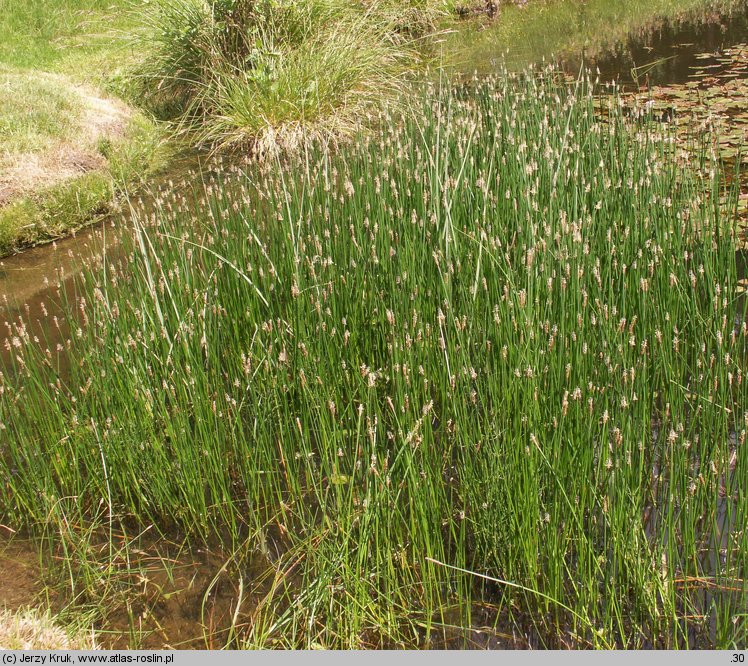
1;66;746;648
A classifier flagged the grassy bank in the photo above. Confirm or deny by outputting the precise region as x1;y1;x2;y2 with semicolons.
0;0;442;255
0;115;163;255
0;0;165;255
2;67;746;648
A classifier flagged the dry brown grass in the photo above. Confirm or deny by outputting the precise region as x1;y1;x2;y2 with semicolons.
0;609;97;650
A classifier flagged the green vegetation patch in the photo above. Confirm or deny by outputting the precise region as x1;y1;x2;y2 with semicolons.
0;0;142;75
0;68;83;156
134;0;439;148
2;67;745;648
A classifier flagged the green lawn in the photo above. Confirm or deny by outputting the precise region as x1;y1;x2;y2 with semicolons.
0;0;133;160
0;67;83;156
0;0;139;73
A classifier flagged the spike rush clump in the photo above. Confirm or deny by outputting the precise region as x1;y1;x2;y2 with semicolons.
1;67;746;648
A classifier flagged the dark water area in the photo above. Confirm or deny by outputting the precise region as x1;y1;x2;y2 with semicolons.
564;3;748;87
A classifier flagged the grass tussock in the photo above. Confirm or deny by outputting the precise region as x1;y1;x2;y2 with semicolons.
1;67;747;648
134;0;440;149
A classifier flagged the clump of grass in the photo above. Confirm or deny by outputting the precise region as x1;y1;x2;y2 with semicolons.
1;66;746;648
203;21;413;150
134;0;435;148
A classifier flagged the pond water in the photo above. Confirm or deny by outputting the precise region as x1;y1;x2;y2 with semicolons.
1;0;747;649
446;0;748;79
565;4;748;87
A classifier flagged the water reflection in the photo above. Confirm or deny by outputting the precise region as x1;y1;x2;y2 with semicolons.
446;0;748;84
570;2;748;87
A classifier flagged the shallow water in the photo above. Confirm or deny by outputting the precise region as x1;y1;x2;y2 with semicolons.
569;5;748;88
0;532;272;649
446;0;748;79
